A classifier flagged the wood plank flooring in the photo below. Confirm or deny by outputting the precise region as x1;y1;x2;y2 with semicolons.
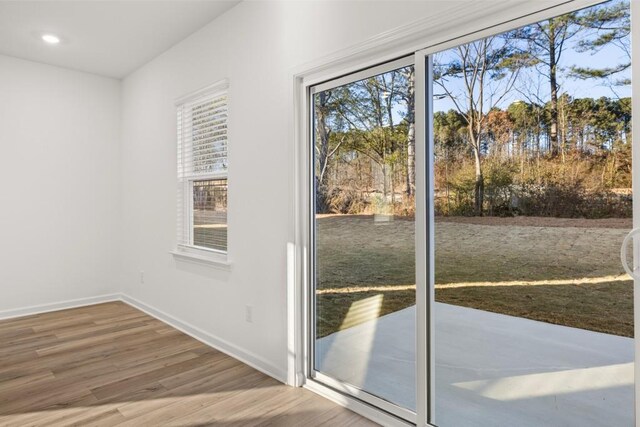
0;302;376;426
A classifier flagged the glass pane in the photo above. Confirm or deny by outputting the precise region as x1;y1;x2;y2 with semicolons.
313;63;416;412
432;1;633;425
193;179;227;251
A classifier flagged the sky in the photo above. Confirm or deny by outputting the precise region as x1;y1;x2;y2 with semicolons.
432;0;631;113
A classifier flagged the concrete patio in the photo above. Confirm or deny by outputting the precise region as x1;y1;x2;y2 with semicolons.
316;303;634;426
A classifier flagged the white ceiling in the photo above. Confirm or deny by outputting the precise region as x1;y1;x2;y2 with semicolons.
0;1;240;79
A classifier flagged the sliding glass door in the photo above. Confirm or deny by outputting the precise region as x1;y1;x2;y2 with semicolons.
425;1;634;425
305;2;635;426
310;56;418;421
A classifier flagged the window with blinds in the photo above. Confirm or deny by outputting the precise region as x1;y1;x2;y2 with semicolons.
176;81;228;255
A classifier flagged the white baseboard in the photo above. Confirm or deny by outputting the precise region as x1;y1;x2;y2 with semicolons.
119;293;288;383
0;292;287;385
0;294;121;321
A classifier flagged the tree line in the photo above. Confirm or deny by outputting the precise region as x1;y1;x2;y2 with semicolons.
435;95;631;218
315;0;630;218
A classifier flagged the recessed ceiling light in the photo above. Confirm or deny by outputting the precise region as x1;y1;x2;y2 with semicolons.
41;34;60;45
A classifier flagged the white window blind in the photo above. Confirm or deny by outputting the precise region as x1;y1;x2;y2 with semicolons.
177;82;228;254
177;90;228;179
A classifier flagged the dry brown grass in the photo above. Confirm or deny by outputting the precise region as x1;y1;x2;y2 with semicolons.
316;215;633;338
436;280;633;337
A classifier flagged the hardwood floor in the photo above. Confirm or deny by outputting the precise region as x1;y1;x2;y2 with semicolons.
0;302;376;426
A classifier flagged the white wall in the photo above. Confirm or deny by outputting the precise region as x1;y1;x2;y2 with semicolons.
119;1;445;380
0;55;121;313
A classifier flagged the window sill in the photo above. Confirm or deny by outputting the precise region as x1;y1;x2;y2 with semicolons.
170;249;232;270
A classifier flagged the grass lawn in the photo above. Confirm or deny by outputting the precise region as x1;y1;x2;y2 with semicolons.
316;214;633;338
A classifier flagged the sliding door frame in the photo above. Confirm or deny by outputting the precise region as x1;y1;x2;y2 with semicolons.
413;50;433;426
290;2;633;427
294;51;422;427
308;54;419;425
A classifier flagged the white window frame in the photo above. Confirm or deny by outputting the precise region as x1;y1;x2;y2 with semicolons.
171;79;231;268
